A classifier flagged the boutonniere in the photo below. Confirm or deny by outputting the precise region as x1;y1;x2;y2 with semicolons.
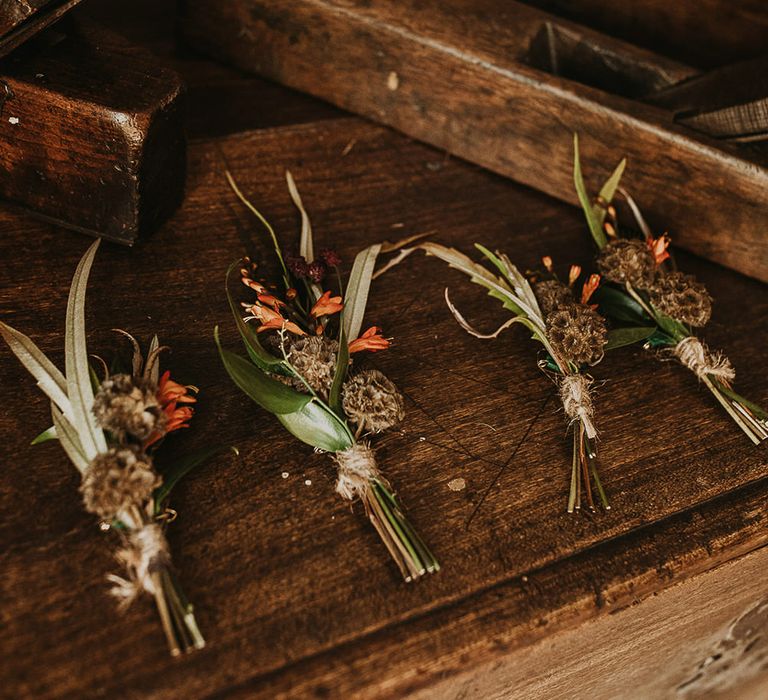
1;241;213;655
216;172;439;582
415;241;611;512
573;135;768;444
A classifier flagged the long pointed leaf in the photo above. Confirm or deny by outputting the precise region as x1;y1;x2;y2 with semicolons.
573;134;607;249
594;157;626;228
605;326;656;350
215;326;311;414
65;240;106;459
51;403;89;473
286;171;322;301
344;244;382;343
31;425;57;445
0;321;73;419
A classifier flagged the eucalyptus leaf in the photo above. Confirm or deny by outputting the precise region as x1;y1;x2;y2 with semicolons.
277;400;353;452
64;240;107;459
573;134;607;249
0;320;73;419
344;244;382;343
215;327;310;414
605;326;656;350
31;425;57;445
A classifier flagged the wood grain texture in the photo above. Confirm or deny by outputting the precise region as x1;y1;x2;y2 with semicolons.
0;17;185;244
0;0;83;56
522;0;768;69
1;117;767;697
180;0;768;282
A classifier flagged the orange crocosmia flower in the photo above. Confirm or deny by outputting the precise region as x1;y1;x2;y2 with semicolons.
144;371;197;447
541;256;553;272
257;292;285;309
648;234;671;264
310;290;344;318
249;304;305;335
580;274;601;305
348;326;390;353
568;264;582;287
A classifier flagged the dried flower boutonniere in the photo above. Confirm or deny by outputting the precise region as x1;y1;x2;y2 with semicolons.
573;135;768;443
0;240;213;656
216;171;439;582
416;241;611;512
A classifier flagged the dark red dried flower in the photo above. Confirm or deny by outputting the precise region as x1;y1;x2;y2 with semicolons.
287;255;309;278
319;249;342;267
307;260;327;283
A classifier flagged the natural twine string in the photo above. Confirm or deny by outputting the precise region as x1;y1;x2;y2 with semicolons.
334;443;380;501
674;337;735;382
108;522;171;607
560;374;597;439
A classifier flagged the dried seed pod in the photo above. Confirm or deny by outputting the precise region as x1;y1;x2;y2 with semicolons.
93;374;165;442
649;271;712;327
81;448;161;520
342;369;405;433
274;335;341;397
546;304;607;366
534;280;573;314
596;238;656;288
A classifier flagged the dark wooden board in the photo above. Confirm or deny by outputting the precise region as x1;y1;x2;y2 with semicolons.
0;18;185;244
0;0;83;56
1;117;767;697
180;0;768;283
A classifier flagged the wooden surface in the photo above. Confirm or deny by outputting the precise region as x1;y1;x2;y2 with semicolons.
0;0;83;56
181;0;768;283
2;2;768;698
0;17;185;244
2;115;768;698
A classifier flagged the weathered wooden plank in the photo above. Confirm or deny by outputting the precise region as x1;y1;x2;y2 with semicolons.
0;0;83;56
1;118;767;697
181;0;768;282
0;18;185;244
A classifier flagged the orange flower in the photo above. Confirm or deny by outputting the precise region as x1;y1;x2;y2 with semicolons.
145;371;197;448
541;256;553;272
581;274;601;305
568;264;582;286
310;290;344;318
257;292;285;309
349;326;390;353
248;304;305;335
648;233;671;264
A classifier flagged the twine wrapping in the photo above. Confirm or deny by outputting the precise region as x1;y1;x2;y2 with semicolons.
108;522;171;606
334;443;380;501
560;374;597;439
674;337;735;382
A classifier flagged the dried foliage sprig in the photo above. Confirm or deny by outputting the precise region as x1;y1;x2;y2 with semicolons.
0;240;213;655
573;135;768;444
217;171;439;582
417;242;611;512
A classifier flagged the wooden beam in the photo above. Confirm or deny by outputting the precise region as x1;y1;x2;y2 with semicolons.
181;0;768;282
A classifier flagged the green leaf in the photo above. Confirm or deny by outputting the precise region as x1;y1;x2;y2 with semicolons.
286;171;322;302
573;133;607;249
153;445;231;511
594;157;627;229
654;311;689;342
593;285;648;324
605;326;656;350
344;244;382;343
31;425;57;445
277;400;354;452
64;240;107;459
215;326;311;414
0;320;72;419
225;262;285;371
